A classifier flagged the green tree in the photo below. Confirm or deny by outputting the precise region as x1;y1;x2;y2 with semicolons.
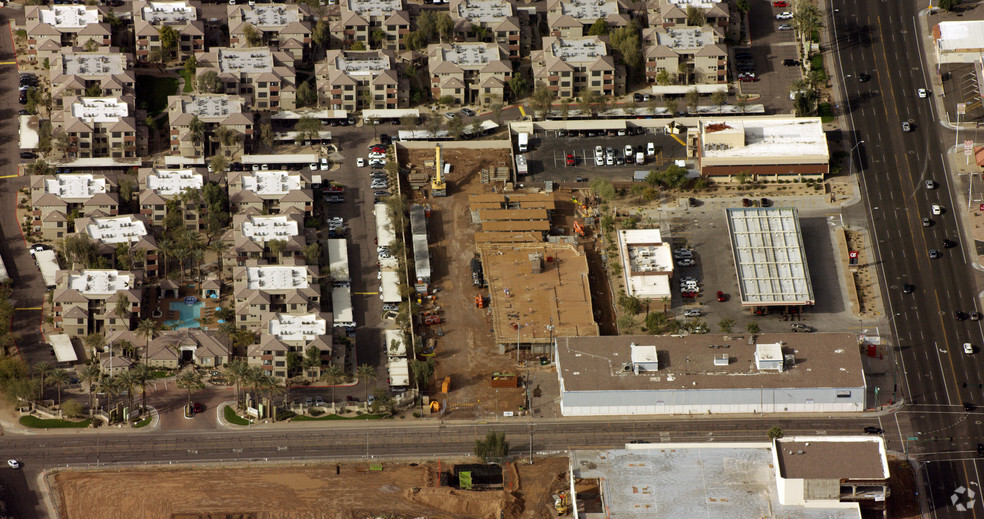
79;362;101;411
196;70;223;93
474;430;509;462
435;12;454;43
350;41;366;51
296;116;322;141
62;399;84;418
49;368;70;408
296;82;317;108
242;23;263;47
321;363;344;413
312;19;331;53
940;0;961;10
132;362;153;413
590;178;615;202
793;3;823;56
664;98;678;116
302;242;321;265
655;69;671;86
224;359;249;409
184;54;197;77
686;6;706;26
302;345;322;378
768;426;784;439
735;0;750;12
113;292;132;327
176;369;204;409
447;115;464;140
356;364;376;407
736;94;749;114
617;292;643;314
746;321;760;334
136;319;160;362
587;18;608;36
531;82;556;118
609;22;642;73
188;115;206;155
508;75;528;100
83;38;99;52
718;318;735;333
115;369;137;418
210;155;229;175
158;26;179;62
685;88;700;112
710;90;727;107
258;123;275;152
490;102;504;124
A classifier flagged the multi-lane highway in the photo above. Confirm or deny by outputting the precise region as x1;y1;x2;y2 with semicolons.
830;0;984;516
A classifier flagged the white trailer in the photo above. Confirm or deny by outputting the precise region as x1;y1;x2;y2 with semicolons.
331;286;355;328
517;132;529;152
375;203;397;249
515;154;528;175
327;238;350;286
384;329;407;358
379;271;402;305
34;250;59;289
388;357;410;390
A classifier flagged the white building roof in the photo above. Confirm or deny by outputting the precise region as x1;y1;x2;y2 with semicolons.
937;20;984;52
84;216;148;245
345;0;402;17
726;208;814;306
140;1;197;24
244;266;308;290
335;54;391;77
456;0;512;24
146;168;203;196
39;5;100;28
617;229;673;299
61;53;126;76
375;202;397;247
384;329;406;357
20;115;39;150
240;4;301;26
217;48;274;74
556;0;618;22
332;286;354;326
654;27;717;51
666;0;724;9
44;174;107;199
268;313;326;342
50;334;78;363
71;97;129;123
67;270;134;295
700;118;828;160
241;215;299;242
388;357;410;386
440;43;499;67
180;95;243;119
550;38;608;63
241;171;302;195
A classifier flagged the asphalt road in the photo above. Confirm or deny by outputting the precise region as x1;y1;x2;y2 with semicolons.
830;1;984;516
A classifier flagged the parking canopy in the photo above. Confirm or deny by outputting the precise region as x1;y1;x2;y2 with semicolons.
50;334;78;363
559;120;627;131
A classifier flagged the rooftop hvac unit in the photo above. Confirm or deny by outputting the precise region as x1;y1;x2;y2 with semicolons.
713;353;728;366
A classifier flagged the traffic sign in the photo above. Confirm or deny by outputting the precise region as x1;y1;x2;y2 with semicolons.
958;102;967;115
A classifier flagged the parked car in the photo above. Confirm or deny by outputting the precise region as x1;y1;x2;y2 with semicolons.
773;1;788;7
192;402;204;414
760;197;771;207
460;108;476;117
6;460;19;469
19;152;36;160
716;291;726;302
742;198;752;207
633;93;644;102
356;158;365;167
676;258;695;267
775;11;793;19
30;244;51;255
917;88;928;98
681;290;699;299
325;195;344;203
782;58;800;67
683;308;701;317
566;154;575;166
444;112;457;120
777;24;794;31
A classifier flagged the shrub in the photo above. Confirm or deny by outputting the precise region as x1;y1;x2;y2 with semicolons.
61;399;84;418
19;415;91;428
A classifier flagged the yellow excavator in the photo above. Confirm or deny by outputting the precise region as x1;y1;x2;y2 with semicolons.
552;491;569;514
431;144;447;197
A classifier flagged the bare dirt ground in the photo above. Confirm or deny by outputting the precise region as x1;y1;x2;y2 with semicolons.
885;458;920;519
402;147;527;419
52;457;569;519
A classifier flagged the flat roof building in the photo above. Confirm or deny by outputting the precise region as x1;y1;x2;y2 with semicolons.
52;96;139;160
934;20;984;64
167;94;253;158
617;229;673;300
333;0;410;52
695;117;829;180
555;333;865;416
49;48;135;108
316;49;407;112
427;42;512;106
228;170;313;216
53;269;143;338
233;263;321;329
726;208;814;307
227;4;313;62
531;36;624;99
481;243;598;355
132;1;205;62
223;213;307;274
194;48;297;111
449;0;530;58
25;5;111;63
30;173;118;240
643;25;727;85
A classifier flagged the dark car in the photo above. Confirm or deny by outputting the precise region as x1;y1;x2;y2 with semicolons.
192;402;204;414
902;283;915;294
325;195;344;203
19;152;36;160
929;248;940;259
716;291;726;302
863;426;883;434
978;444;984;457
688;197;698;207
943;238;956;248
956;311;969;321
681;290;699;299
782;59;800;67
379;134;392;145
633;93;643;102
18;109;30;116
964;402;975;412
760;197;771;207
858;72;871;82
742;198;752;207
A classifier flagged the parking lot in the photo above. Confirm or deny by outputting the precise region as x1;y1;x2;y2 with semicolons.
651;202;857;334
732;0;803;113
524;130;689;184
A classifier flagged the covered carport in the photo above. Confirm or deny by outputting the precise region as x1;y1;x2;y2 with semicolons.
49;334;78;365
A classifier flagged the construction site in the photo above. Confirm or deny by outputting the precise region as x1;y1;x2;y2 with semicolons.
396;143;612;420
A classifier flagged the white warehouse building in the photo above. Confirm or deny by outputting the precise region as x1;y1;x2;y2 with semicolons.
555;333;866;416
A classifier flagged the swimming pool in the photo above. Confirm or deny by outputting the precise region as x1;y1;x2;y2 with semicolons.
164;301;203;329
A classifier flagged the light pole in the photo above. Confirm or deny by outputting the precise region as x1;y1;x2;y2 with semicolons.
849;140;865;177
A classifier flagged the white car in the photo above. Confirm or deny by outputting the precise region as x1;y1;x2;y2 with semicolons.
369;158;387;166
594;145;604;159
308;163;318;170
356;158;365;168
6;460;19;469
647;142;656;156
605;155;614;166
624;145;634;157
932;204;942;215
676;258;695;266
775;11;793;20
917;88;928;98
965;343;975;354
683;309;702;317
320;158;329;170
778;24;793;31
368;152;386;159
594;156;604;166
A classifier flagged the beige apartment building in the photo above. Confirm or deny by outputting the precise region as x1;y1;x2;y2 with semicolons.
195;47;297;111
227;170;314;216
132;1;206;62
51;95;138;160
232;264;321;331
166;94;253;158
247;312;335;380
75;214;160;278
428;42;512;106
531;36;624;98
137;167;214;229
316;49;406;111
331;0;411;51
222;213;308;274
648;0;733;38
228;4;314;63
25;5;111;64
643;26;727;85
49;48;135;110
30;174;118;240
448;0;530;59
52;269;143;338
545;0;629;38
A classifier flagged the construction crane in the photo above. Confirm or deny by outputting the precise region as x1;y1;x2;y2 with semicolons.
431;144;447;197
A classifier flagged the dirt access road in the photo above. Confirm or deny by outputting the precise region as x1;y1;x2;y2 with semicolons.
51;457;569;519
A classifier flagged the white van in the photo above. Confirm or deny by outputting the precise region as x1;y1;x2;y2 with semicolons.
635;152;645;165
647;142;656;156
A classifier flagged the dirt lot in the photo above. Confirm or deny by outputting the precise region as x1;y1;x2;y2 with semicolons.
885;457;921;519
52;457;569;519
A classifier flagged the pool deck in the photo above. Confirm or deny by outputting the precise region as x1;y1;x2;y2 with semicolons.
149;282;227;332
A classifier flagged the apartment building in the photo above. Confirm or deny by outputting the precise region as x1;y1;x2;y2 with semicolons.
52;269;143;338
139;329;231;369
228;4;314;63
316;49;406;111
223;213;307;273
331;0;411;51
25;5;111;64
137;167;214;229
545;0;629;38
427;42;512;106
648;0;731;35
194;47;297;110
531;36;624;98
51;95;138;160
643;25;726;84
232;264;321;330
49;48;135;110
75;214;159;278
30;173;118;240
132;1;205;62
247;312;334;380
166;94;253;157
227;170;314;216
448;0;530;58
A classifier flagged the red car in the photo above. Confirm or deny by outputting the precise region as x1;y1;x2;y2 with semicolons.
192;402;204;414
323;185;344;193
682;290;699;299
566;154;575;166
738;76;758;82
773;1;788;6
716;291;726;302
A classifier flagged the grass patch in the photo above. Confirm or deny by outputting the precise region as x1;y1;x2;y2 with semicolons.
178;69;195;93
19;415;91;428
818;102;834;123
136;75;179;115
223;405;251;426
132;416;152;428
810;54;824;72
811;29;820;43
150;370;171;379
292;413;389;421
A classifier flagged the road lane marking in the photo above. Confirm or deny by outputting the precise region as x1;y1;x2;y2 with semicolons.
518;106;526;117
0;174;18;179
353;291;378;295
0;61;15;65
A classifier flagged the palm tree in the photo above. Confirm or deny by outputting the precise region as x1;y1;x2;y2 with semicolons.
136;319;160;363
100;375;123;411
224;358;248;409
241;366;265;407
79;362;101;412
131;363;153;413
34;361;52;403
113;293;132;329
116;370;139;417
175;369;204;409
302;345;322;379
49;368;71;408
209;240;231;277
321;363;343;413
158;237;174;278
356;364;376;409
